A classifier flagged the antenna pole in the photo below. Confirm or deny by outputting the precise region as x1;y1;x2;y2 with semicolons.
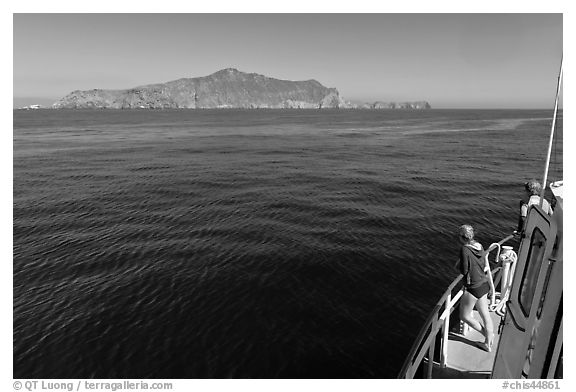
540;57;563;206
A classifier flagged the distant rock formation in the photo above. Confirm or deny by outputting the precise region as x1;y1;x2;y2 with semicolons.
17;104;43;110
53;68;345;110
342;100;431;110
13;97;56;109
373;101;431;109
52;68;431;110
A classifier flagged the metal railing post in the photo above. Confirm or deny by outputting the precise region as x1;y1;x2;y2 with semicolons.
426;335;436;378
440;293;451;368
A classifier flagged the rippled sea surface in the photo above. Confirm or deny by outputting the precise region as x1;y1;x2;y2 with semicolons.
13;109;563;378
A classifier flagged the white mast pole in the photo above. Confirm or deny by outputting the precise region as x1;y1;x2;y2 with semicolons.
540;58;563;206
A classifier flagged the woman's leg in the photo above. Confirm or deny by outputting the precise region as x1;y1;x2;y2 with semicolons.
476;294;494;348
459;291;484;333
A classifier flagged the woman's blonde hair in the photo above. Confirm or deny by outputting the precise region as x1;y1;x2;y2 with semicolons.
458;224;475;242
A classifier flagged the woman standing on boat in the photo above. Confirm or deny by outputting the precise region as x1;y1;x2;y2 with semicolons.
457;224;494;352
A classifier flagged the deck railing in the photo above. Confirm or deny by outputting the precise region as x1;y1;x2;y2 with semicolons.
397;236;513;379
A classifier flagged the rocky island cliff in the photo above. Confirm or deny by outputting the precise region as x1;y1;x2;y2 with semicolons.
52;68;430;110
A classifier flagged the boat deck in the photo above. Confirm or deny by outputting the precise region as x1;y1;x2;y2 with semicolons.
433;310;502;378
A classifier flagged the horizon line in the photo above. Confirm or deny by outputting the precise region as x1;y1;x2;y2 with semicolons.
12;103;563;111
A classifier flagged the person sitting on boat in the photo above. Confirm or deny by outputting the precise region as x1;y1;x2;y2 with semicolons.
517;179;553;232
457;224;494;352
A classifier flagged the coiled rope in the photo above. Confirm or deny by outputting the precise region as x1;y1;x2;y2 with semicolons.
483;241;518;316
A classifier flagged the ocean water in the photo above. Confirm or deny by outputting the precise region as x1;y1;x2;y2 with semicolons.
13;109;563;378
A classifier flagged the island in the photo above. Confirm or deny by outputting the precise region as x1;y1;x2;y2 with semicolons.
52;68;431;110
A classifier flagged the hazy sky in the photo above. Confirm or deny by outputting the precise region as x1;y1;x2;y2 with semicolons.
13;13;562;108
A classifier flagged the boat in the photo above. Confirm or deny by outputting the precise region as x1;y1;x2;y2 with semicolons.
398;61;563;379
